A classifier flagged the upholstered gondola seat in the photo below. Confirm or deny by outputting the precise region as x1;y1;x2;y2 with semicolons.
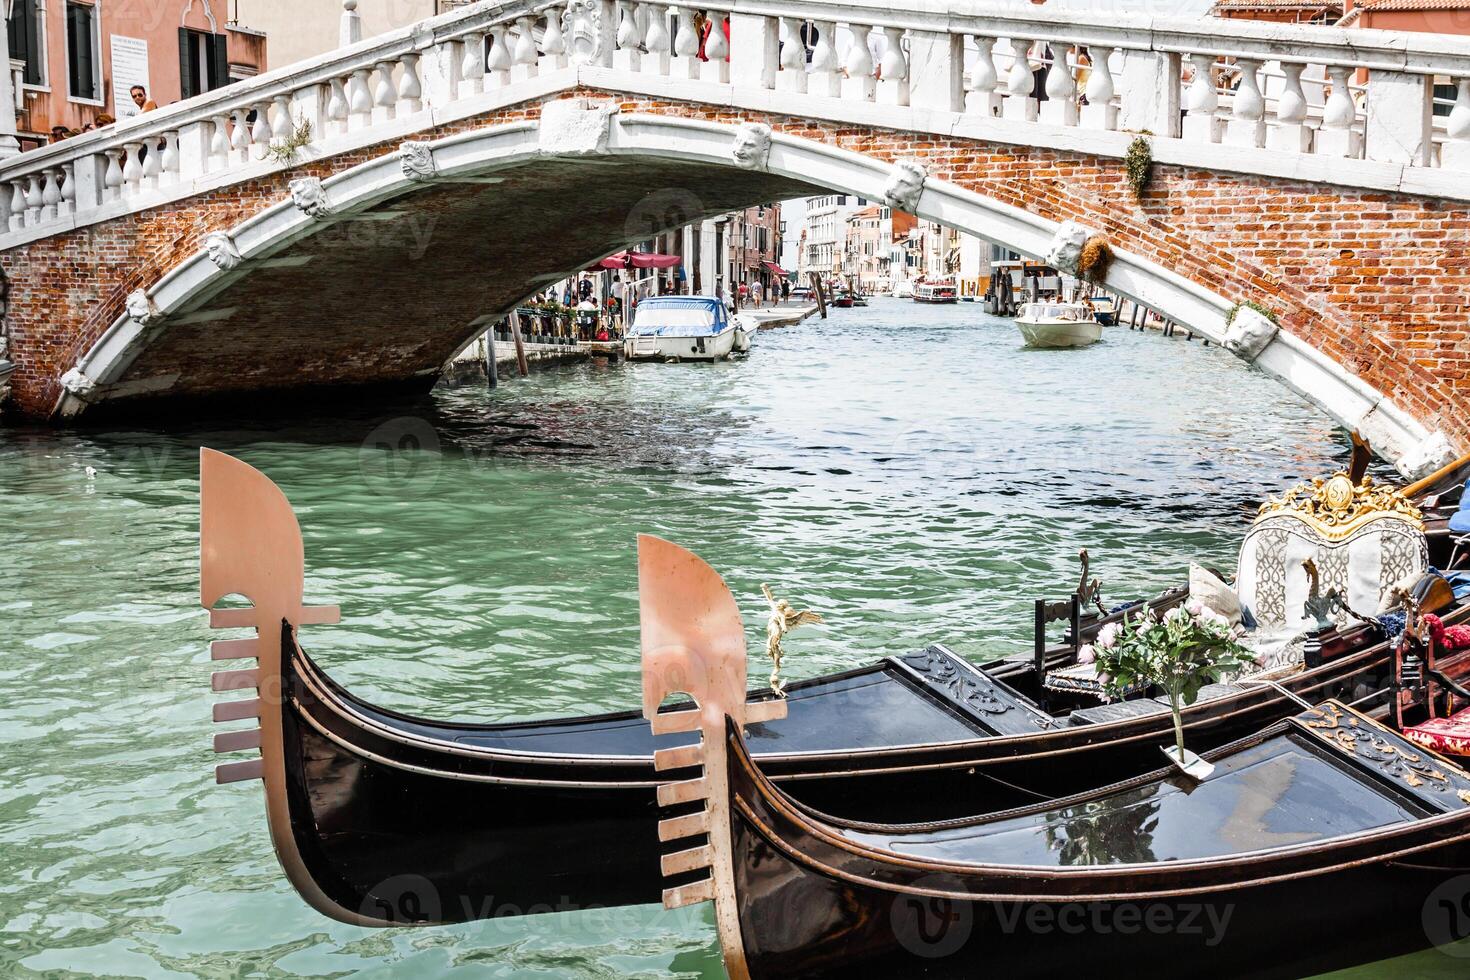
1404;709;1470;757
1044;472;1427;702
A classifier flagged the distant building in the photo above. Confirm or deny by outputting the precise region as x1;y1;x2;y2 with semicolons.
1336;0;1470;30
4;0;266;150
1210;0;1344;23
722;203;783;299
844;204;916;292
229;1;447;73
798;193;864;279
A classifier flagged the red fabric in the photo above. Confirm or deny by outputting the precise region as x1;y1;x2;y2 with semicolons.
586;251;683;272
1424;614;1470;652
1405;708;1470;757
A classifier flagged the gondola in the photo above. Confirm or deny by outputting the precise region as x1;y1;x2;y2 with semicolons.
199;448;1470;925
641;550;1470;979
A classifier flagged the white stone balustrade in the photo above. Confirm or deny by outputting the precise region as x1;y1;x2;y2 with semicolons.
1;0;1468;245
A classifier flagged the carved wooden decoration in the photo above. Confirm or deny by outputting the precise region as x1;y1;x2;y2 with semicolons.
639;534;785;980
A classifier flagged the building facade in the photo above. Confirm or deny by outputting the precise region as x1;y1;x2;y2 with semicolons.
798;193;862;279
5;0;265;148
844;204;915;292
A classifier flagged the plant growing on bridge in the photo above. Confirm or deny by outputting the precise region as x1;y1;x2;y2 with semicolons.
1124;132;1154;202
266;118;314;166
1077;237;1114;284
1227;300;1280;327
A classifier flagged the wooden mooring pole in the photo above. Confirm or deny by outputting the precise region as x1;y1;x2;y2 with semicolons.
485;330;498;388
810;271;828;319
509;310;530;378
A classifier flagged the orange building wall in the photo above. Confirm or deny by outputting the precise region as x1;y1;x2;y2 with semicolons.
20;0;266;137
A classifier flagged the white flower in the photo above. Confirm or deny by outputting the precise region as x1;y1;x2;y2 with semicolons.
1077;644;1097;664
1166;606;1191;624
1185;599;1206;618
1097;622;1122;650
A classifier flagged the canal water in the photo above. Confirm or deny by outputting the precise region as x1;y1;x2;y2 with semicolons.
1;298;1459;976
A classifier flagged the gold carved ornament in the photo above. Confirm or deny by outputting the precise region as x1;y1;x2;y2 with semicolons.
1257;472;1423;542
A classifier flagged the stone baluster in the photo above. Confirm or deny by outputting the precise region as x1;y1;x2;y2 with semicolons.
843;23;877;102
1080;45;1117;130
349;67;374;125
399;53;424;113
142;136;163;189
1316;64;1361;158
373;60;398;120
614;2;643;72
807;20;839;98
230;108;252;160
122;142;145;197
1182;52;1222;144
1004;38;1037;122
102;149;124;204
510;16;539;82
210;114;232;167
1266;61;1311;152
160;131;181;185
909;28;962;114
270;95;293;140
486;25;513;87
643;4;671;76
8;179;26;230
701;11;729;83
1443;78;1470;170
325;77;349;134
1225;57;1265;147
777;17;806;93
876;26;909;107
967;35;1003;118
40;167;62;222
671;7;699;80
541;7;568;72
60;162;76;217
1041;44;1077;126
461;31;487;96
22;174;42;225
251;102;273;150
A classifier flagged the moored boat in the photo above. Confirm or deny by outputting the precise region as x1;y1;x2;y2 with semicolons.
732;313;759;353
1017;300;1104;348
622;296;737;362
1089;295;1119;325
199;448;1470;924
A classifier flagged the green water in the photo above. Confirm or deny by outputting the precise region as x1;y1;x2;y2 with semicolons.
2;299;1462;976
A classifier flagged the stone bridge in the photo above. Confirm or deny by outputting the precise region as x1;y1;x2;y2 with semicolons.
1;0;1467;476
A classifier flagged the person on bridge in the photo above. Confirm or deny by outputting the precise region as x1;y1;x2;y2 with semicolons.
130;85;158;114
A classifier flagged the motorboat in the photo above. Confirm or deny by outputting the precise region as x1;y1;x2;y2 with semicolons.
622;295;737;362
1017;300;1105;348
914;279;958;303
1090;295;1119;325
892;279;914;299
197;446;1470;923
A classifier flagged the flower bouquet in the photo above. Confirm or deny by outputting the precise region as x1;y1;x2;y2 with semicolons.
1083;602;1255;779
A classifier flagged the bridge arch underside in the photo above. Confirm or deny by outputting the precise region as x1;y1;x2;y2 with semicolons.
82;157;818;411
21;105;1463;474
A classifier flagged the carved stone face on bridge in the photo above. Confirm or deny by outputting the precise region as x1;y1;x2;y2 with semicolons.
730;123;772;171
883;160;926;214
205;232;243;272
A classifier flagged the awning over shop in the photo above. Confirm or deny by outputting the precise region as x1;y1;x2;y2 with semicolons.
762;261;788;276
586;251;683;271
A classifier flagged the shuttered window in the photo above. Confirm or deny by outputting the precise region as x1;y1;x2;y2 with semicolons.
8;0;44;86
178;28;230;100
66;2;100;102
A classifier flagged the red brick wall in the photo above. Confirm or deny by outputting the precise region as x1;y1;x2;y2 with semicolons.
4;91;1467;444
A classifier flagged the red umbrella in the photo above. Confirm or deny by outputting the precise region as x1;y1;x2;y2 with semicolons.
585;250;683;272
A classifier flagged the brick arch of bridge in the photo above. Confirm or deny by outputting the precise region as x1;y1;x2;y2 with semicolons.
5;93;1463;473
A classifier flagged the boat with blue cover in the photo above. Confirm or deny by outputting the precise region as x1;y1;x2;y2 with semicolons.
623;295;738;362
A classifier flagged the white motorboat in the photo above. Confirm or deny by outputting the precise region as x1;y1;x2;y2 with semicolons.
892;279;914;299
913;280;958;304
623;296;739;362
1016;301;1104;348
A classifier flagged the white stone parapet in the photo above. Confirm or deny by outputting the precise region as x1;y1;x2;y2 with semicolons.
2;0;1470;248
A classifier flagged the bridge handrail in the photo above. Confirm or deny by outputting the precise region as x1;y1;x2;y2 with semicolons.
0;0;541;181
3;0;1470;247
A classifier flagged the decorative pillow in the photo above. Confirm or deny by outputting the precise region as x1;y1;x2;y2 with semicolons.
1189;564;1243;627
